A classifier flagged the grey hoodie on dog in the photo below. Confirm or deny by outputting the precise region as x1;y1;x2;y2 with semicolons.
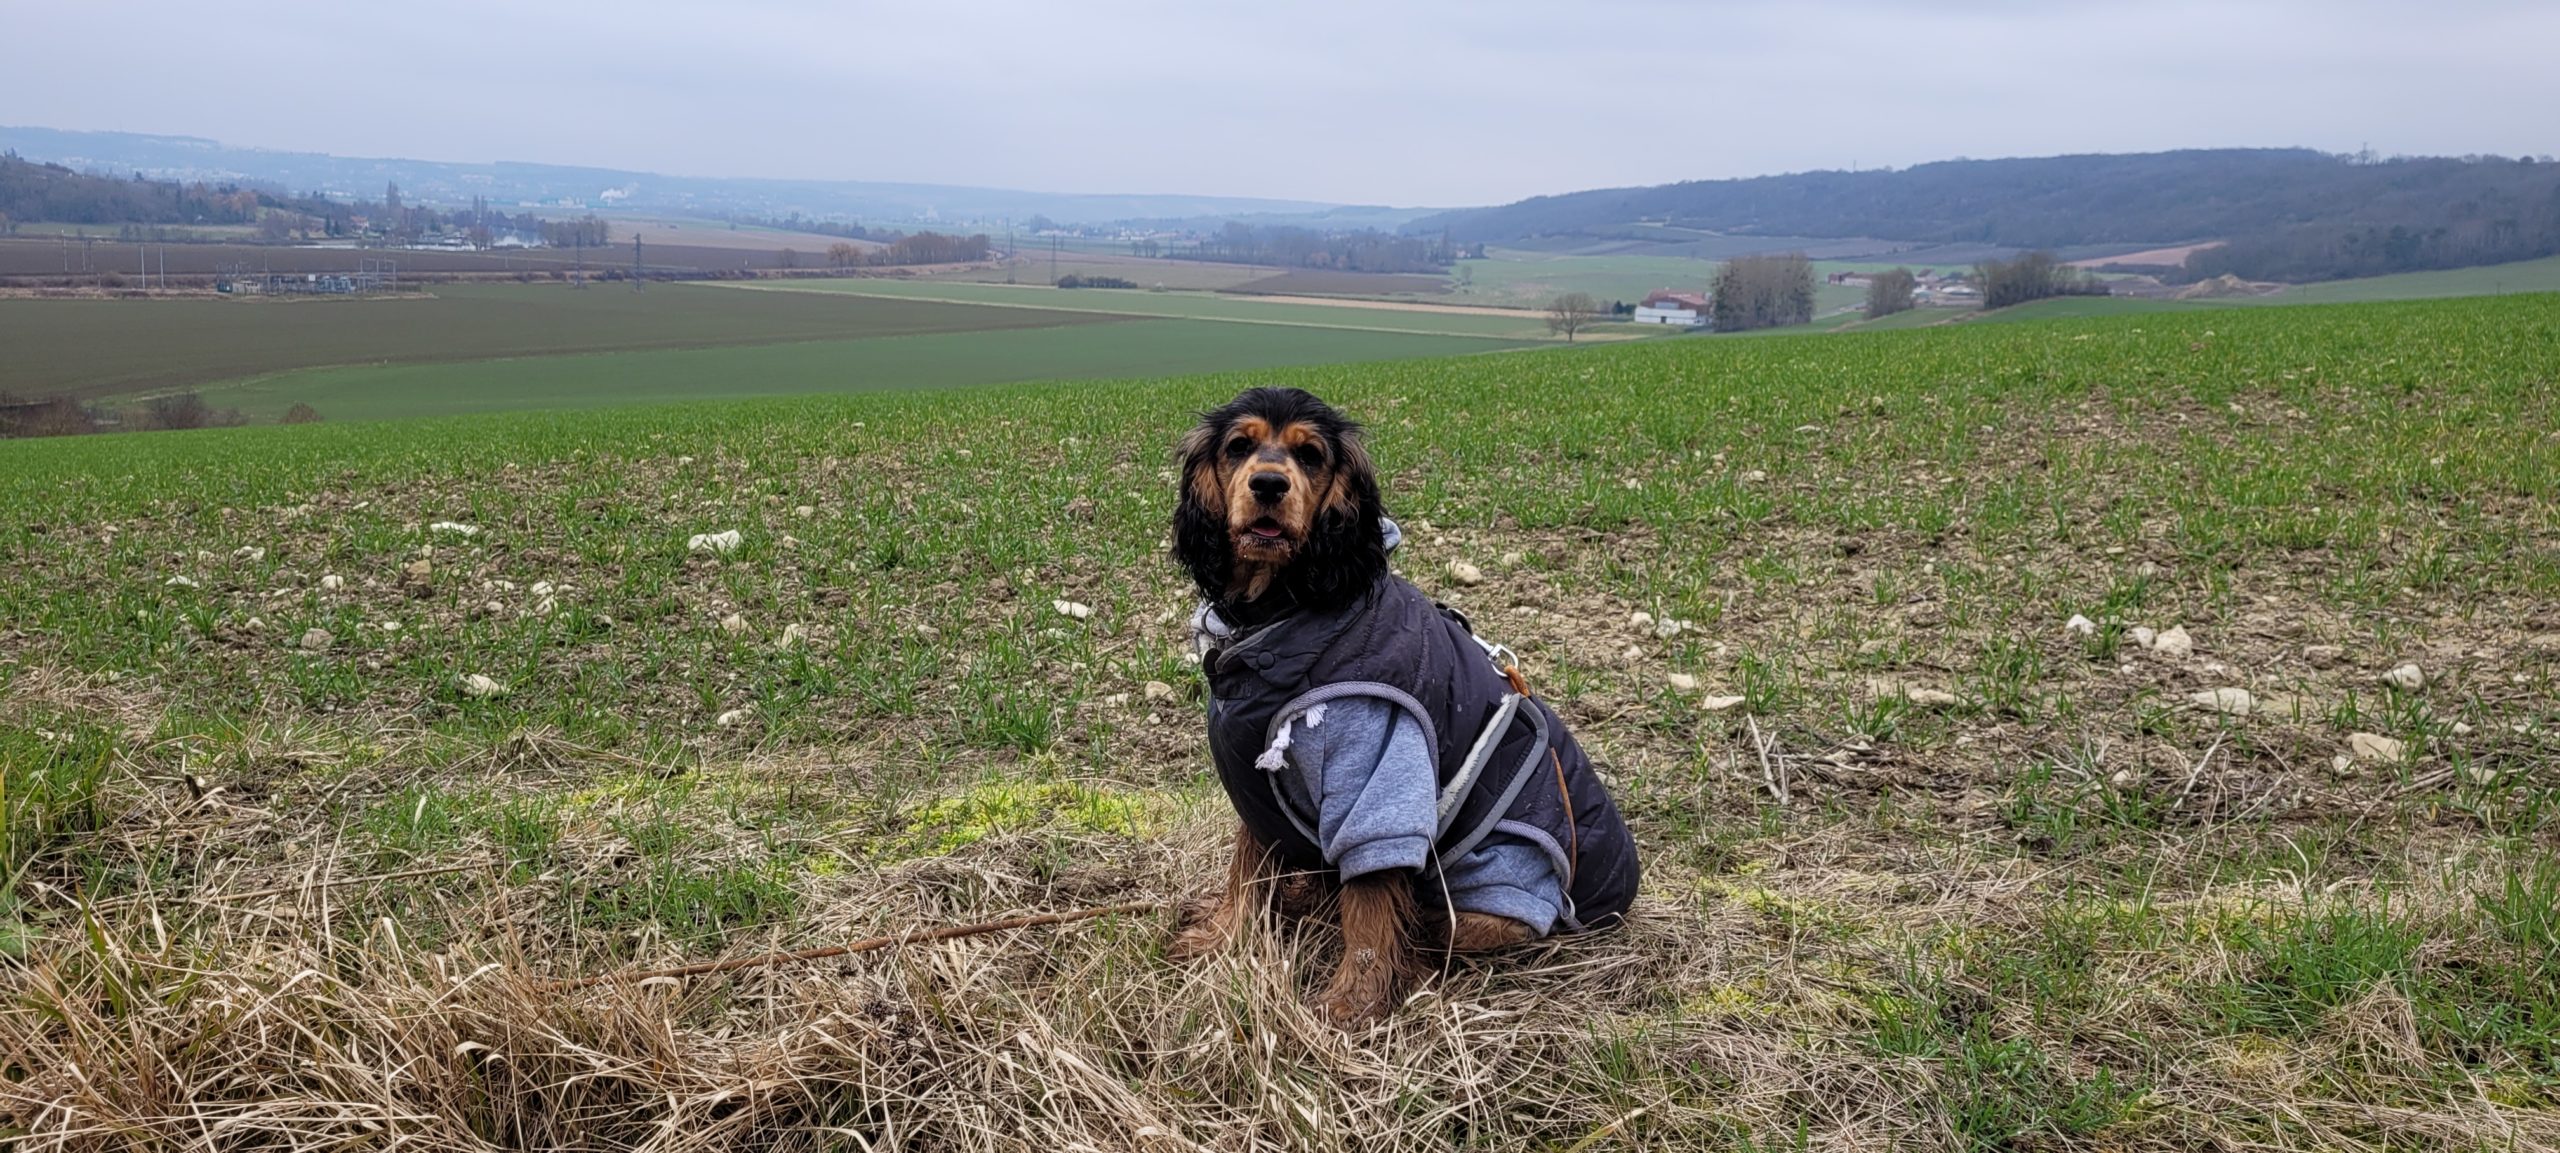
1192;519;1568;935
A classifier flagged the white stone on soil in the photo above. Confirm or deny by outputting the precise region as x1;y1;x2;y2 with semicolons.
165;575;198;588
1142;680;1176;702
2130;626;2158;649
2191;688;2256;716
1054;600;1094;620
720;613;748;635
460;674;506;698
428;522;480;537
779;623;808;649
234;546;266;561
716;707;752;727
320;574;345;590
298;627;333;651
2151;627;2194;658
1700;695;1746;712
1870;679;1959;708
2064;614;2096;636
1653;617;1690;640
2381;663;2426;691
1668;673;1700;692
1447;561;1486;586
688;529;743;554
2347;732;2406;763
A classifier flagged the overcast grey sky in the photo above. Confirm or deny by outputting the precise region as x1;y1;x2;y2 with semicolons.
8;1;2555;206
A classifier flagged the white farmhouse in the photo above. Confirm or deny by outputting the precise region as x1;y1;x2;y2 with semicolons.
1632;290;1710;327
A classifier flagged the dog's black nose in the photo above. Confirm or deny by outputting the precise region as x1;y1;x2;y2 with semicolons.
1248;472;1289;501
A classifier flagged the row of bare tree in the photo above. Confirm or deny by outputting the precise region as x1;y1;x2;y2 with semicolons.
0;392;319;439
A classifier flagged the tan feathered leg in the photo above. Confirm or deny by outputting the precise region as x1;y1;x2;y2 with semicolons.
1167;822;1272;961
1313;872;1417;1027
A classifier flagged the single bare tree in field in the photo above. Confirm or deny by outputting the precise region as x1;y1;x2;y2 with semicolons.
1546;292;1600;341
1865;268;1918;319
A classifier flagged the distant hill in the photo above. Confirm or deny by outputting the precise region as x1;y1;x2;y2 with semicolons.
0;126;1440;230
0;151;345;228
1411;149;2560;283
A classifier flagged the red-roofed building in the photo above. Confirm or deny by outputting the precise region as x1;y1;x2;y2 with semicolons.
1633;290;1709;327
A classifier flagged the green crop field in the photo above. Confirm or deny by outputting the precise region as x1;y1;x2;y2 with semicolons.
1447;249;2560;332
2228;253;2560;305
5;296;2558;1150
926;251;1278;291
1451;247;1717;308
0;280;1534;423
0;282;1122;399
1962;296;2213;324
1828;304;1975;332
1452;248;1878;314
192;320;1533;422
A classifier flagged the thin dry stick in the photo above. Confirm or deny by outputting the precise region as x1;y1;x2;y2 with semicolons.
2174;732;2227;804
551;900;1161;990
1748;716;1788;806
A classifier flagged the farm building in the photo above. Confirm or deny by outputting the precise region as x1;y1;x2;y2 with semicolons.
1632;290;1709;327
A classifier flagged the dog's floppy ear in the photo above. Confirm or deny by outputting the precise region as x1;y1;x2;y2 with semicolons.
1172;416;1232;602
1287;421;1388;607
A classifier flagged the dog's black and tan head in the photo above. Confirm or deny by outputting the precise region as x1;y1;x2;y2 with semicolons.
1173;387;1387;611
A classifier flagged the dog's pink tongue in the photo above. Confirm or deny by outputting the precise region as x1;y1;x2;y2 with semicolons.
1252;524;1283;538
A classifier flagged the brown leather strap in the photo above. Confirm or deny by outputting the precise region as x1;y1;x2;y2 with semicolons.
1550;748;1578;884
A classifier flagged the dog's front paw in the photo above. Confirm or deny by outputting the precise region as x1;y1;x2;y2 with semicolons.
1274;871;1331;919
1165;897;1236;962
1310;946;1396;1029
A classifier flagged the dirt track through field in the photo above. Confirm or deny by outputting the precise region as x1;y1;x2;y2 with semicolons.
2071;242;2223;268
721;281;1552;341
1220;293;1534;317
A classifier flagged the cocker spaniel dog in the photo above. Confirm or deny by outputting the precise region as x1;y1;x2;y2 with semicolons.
1164;386;1639;1027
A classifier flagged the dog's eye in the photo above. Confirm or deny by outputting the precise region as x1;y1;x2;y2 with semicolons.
1292;444;1326;468
1225;437;1254;458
